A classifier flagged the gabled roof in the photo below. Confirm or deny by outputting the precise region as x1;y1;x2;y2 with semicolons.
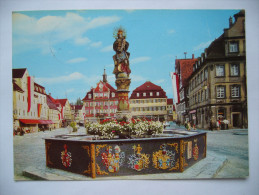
175;58;197;88
12;68;27;78
75;105;83;110
13;82;24;93
94;81;110;93
130;81;167;99
46;95;59;111
82;88;94;101
56;99;68;107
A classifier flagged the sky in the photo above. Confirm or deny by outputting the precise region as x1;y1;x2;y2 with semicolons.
12;9;240;104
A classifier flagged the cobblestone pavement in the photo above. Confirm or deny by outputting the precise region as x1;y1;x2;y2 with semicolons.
13;124;249;180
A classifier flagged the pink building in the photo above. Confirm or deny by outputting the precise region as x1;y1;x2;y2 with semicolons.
82;70;118;121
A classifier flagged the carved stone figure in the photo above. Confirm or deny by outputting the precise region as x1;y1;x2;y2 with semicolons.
113;28;131;77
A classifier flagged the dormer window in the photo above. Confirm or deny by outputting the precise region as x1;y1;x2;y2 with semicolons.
229;41;239;53
193;64;196;72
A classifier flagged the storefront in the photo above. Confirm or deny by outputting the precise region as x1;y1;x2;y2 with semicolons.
19;119;54;133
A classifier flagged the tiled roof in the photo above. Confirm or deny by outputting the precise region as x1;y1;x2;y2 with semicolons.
167;98;174;105
46;95;59;110
82;88;94;101
56;99;68;107
12;68;27;78
130;81;167;99
175;58;197;88
82;82;118;101
13;82;24;93
74;105;83;110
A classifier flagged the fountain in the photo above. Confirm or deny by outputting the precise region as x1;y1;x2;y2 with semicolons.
44;28;206;179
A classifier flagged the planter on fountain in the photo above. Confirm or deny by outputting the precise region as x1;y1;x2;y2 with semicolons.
44;130;206;178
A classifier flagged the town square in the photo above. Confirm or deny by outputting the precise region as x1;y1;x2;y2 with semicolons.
1;3;259;195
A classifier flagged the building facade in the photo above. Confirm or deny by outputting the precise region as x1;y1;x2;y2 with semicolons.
71;105;86;125
173;55;197;124
55;99;72;126
82;70;118;121
13;68;53;132
188;10;247;129
46;94;61;129
129;81;168;121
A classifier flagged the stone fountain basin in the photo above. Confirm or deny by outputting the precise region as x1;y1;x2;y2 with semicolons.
44;130;206;178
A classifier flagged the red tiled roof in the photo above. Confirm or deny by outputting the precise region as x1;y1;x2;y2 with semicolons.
130;81;167;99
82;88;94;101
82;82;118;101
167;98;174;105
13;82;24;93
56;99;68;107
75;105;83;110
175;58;197;88
46;95;59;111
12;68;27;78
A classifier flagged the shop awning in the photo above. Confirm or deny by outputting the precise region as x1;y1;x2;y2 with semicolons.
39;120;54;124
19;119;40;124
19;119;54;124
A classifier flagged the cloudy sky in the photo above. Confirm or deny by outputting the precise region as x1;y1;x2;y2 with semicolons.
12;9;240;103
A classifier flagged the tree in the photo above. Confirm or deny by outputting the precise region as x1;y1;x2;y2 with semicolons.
75;98;83;106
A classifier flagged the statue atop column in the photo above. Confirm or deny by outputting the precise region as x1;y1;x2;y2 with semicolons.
112;27;132;121
113;27;131;78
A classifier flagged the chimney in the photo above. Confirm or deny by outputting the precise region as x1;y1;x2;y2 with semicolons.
192;54;194;59
229;16;233;27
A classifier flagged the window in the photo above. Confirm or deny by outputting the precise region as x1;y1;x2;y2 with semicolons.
230;64;240;76
201;91;203;102
143;92;146;97
231;85;241;98
216;86;225;98
198;93;200;103
150;92;153;96
100;93;103;97
156;92;159;96
201;71;204;81
229;41;239;53
204;68;208;80
112;93;115;98
88;94;92;99
216;65;225;77
137;93;139;97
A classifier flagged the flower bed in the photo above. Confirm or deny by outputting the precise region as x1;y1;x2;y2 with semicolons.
85;118;163;139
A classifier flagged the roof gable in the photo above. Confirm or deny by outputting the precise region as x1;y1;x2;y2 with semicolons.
12;68;27;78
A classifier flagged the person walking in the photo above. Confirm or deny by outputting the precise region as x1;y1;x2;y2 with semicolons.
217;120;221;131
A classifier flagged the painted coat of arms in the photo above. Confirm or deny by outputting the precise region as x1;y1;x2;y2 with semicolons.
61;144;72;168
153;144;176;170
193;139;199;161
128;144;150;171
101;145;125;173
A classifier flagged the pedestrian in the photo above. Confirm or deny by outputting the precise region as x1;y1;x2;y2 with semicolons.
223;118;229;129
217;120;221;131
209;119;213;130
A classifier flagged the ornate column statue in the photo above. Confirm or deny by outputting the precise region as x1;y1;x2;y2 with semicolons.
113;27;132;121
